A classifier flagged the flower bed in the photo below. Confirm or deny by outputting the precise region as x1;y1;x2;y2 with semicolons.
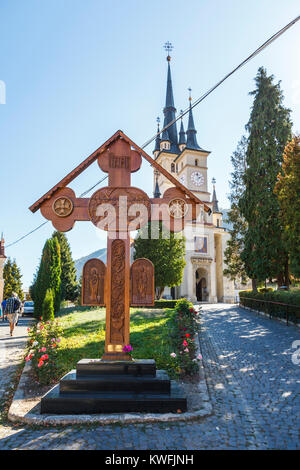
169;299;202;377
25;319;63;385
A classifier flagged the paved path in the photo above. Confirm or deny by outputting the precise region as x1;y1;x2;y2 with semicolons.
0;305;299;450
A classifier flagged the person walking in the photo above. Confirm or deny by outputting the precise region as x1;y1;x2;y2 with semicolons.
4;293;21;336
1;298;7;322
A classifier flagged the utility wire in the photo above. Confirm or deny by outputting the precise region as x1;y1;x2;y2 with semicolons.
5;15;300;249
6;175;109;248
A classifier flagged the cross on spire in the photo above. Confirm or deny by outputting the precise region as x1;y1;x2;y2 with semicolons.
164;41;173;61
188;87;192;101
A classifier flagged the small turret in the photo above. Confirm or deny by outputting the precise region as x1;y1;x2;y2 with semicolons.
186;89;202;151
0;234;5;258
153;117;161;158
178;111;186;152
153;171;161;198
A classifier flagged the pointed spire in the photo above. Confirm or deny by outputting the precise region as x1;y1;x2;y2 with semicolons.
162;42;178;153
153;171;161;198
154;117;161;153
211;178;220;213
186;89;201;151
179;111;186;147
0;234;5;258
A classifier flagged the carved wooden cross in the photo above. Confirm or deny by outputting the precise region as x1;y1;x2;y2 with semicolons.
30;131;211;361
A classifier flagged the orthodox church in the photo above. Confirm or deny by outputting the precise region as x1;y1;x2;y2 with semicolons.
152;52;234;303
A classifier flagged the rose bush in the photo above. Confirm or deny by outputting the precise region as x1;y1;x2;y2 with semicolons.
25;318;63;385
169;298;202;376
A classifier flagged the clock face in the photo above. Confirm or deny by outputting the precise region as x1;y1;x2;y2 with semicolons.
191;171;205;186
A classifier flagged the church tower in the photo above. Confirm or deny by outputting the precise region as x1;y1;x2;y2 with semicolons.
152;45;235;304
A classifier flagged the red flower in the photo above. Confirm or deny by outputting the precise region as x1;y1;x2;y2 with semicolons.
185;333;190;338
183;340;188;347
189;308;194;312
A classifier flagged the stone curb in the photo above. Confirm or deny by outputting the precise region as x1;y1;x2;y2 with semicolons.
8;330;212;426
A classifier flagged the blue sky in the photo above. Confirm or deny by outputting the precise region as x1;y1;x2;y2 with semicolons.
0;0;299;288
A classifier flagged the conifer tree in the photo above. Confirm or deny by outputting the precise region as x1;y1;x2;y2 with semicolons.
239;67;292;287
52;231;78;301
134;222;186;298
34;238;61;318
3;258;23;300
224;136;248;282
42;288;55;321
274;135;300;280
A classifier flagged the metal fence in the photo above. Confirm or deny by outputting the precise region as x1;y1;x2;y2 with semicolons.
239;296;300;326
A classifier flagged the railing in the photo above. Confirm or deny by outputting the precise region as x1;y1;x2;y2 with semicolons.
239;296;300;326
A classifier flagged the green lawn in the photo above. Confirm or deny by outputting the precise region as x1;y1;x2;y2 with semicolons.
54;306;176;380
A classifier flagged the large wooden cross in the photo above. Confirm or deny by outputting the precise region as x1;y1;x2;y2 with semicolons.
30;131;211;361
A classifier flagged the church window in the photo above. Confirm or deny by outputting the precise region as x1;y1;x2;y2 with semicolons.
194;236;208;253
195;159;198;166
171;163;175;172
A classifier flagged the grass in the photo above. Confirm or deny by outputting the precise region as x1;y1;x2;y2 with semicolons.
54;306;177;381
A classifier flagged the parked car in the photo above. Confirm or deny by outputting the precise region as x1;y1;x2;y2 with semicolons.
23;301;34;315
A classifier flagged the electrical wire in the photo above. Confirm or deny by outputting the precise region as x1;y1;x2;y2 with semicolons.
5;15;300;249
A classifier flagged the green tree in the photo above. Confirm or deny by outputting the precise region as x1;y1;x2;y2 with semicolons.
3;258;23;300
274;135;300;280
34;238;61;318
224;136;248;282
134;222;186;298
239;67;292;289
52;231;78;302
42;288;55;321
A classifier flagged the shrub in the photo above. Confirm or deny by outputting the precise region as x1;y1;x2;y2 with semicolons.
239;290;300;324
25;319;63;385
154;300;177;309
42;289;55;321
169;298;202;376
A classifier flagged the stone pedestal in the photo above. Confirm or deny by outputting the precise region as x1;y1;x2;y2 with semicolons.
41;359;187;414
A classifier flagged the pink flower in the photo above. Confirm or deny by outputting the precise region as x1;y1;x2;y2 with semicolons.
56;338;61;343
184;348;189;353
123;345;133;353
183;340;188;347
41;347;46;352
170;352;177;358
197;354;202;360
38;360;44;367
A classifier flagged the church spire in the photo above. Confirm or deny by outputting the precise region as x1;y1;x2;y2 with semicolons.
178;110;186;150
211;178;220;213
162;42;178;153
153;171;161;198
0;234;6;258
186;88;201;151
153;117;161;154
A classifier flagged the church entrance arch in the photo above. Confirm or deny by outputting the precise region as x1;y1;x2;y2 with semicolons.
195;268;208;301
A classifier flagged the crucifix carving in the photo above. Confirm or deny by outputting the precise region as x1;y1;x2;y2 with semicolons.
30;130;211;361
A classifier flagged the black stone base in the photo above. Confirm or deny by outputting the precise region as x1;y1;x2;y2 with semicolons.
40;359;187;415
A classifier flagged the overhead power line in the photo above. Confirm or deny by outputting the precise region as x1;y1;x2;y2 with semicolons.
5;15;300;249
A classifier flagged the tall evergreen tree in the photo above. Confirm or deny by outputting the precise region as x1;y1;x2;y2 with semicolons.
52;231;78;301
3;258;23;300
134;222;186;298
275;135;300;280
224;136;248;282
239;67;292;288
34;238;61;318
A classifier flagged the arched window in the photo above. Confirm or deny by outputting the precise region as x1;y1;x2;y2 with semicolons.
195;159;198;166
171;163;175;173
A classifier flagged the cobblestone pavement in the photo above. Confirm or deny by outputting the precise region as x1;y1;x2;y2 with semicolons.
0;305;299;450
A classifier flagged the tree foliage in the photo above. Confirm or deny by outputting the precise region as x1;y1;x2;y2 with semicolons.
134;222;186;298
33;238;61;318
274;135;300;279
42;288;55;321
3;258;23;300
224;136;248;281
52;231;78;301
239;67;292;285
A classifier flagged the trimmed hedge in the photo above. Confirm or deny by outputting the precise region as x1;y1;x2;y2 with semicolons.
154;300;178;309
239;290;300;324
